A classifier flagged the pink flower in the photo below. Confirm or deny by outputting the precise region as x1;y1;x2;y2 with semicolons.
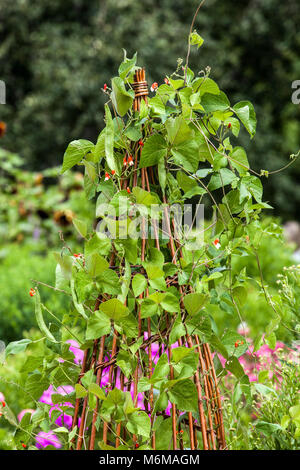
237;322;250;336
35;431;62;449
39;385;75;429
66;340;84;365
18;409;35;422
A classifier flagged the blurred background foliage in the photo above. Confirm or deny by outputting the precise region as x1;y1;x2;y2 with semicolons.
0;1;299;450
0;0;299;218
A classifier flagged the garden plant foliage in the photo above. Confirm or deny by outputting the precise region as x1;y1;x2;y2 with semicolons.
0;31;299;451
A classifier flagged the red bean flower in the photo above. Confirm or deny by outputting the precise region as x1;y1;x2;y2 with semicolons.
213;238;221;249
128;155;134;166
29;288;36;297
227;122;232;129
138;140;144;147
126;187;131;194
111;169;116;175
164;78;170;85
123;156;128;166
103;83;107;91
150;82;158;92
104;172;110;181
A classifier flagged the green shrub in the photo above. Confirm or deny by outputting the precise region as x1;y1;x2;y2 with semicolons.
0;244;69;342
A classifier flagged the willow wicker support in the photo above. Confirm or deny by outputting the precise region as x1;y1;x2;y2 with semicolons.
71;68;226;451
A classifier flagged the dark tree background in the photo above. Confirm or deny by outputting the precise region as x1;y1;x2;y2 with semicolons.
0;0;299;218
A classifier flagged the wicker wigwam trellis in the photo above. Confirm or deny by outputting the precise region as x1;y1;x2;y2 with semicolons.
71;69;226;451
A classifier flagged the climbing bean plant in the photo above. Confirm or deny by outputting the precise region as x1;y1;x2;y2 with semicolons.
2;33;286;450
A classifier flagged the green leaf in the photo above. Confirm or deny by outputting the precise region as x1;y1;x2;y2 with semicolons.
75;383;88;399
86;310;111;340
72;218;87;238
116;350;135;378
118;51;137;79
111;77;134;117
281;415;290;430
117;313;139;338
208;168;237;191
289;404;300;420
241;175;263;203
132;186;159;206
165;116;192;146
169;315;186;344
233;101;257;137
195;77;220;96
53;252;73;280
140;298;159;318
151;354;170;383
139;134;167;168
94;130;105;159
255;421;281;436
154;417;173;450
127;411;151;438
25;373;50;401
230;146;249;175
97;269;121;295
225;356;245;379
88;383;106;400
99;298;129;321
132;273;147;297
5;339;32;358
221;331;248;357
170;139;199;172
85;233;111;257
168;379;198;412
265;332;276;350
172;347;193;363
183;293;207;316
61;140;94;173
160;293;180;313
186;312;212;339
201;92;230;112
86;253;109;278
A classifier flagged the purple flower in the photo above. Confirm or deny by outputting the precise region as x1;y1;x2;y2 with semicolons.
66;340;84;365
35;431;62;449
18;409;35;422
39;385;75;429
